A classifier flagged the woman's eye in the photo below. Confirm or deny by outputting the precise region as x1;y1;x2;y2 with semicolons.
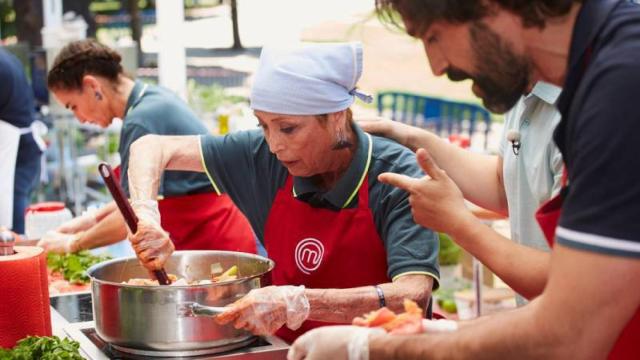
281;126;296;134
427;35;438;45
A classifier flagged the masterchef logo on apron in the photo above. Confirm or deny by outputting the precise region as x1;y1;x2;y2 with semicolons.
295;238;324;274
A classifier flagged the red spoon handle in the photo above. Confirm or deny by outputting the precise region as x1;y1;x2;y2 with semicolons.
98;162;171;285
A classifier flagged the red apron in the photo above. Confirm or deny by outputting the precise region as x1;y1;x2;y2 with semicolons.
114;166;256;253
535;171;639;359
264;175;389;343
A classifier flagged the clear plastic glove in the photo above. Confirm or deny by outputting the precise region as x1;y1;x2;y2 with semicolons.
420;318;458;333
131;199;161;225
57;212;97;234
288;325;386;360
215;285;310;335
37;230;80;253
128;200;171;271
128;218;174;271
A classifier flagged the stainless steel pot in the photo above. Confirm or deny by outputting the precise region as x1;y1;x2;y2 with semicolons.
87;250;274;351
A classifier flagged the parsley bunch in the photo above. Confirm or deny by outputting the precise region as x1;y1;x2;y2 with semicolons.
47;251;111;284
0;336;83;359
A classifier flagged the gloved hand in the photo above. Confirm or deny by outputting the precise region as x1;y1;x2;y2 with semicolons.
129;199;171;271
288;325;386;360
128;218;174;271
420;318;458;333
37;230;80;253
215;285;310;335
57;212;97;234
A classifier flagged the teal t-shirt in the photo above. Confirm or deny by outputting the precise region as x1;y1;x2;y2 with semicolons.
200;123;440;283
119;80;213;197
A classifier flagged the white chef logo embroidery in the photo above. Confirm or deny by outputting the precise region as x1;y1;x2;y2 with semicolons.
295;238;324;275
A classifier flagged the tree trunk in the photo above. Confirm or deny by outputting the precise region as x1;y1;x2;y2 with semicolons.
14;0;43;47
127;0;143;66
230;0;243;50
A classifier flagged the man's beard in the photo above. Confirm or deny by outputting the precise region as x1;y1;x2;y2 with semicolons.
447;22;532;114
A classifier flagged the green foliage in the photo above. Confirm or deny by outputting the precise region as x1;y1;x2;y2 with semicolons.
0;0;16;39
47;250;111;284
187;80;247;113
0;336;83;360
439;232;462;266
434;287;458;314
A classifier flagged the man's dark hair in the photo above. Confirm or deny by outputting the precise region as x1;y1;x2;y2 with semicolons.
375;0;583;35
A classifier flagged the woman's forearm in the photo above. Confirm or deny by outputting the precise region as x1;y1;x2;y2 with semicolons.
94;202;117;222
128;135;204;201
453;216;550;299
305;275;433;323
73;211;128;251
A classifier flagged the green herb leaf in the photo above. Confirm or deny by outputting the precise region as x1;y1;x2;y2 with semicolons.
47;250;112;284
0;336;84;359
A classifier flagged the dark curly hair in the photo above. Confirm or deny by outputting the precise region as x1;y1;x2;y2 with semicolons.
47;39;126;91
375;0;583;36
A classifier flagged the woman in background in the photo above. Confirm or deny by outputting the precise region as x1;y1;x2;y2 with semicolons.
38;39;256;255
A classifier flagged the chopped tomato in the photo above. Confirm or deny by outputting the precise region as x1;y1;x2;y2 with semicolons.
381;312;422;332
352;307;397;327
403;298;422;315
352;299;424;334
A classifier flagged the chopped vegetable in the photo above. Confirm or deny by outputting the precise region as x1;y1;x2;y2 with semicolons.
123;264;240;287
124;274;212;286
212;265;238;282
0;335;83;359
47;251;111;285
352;307;396;327
352;299;424;334
210;262;224;275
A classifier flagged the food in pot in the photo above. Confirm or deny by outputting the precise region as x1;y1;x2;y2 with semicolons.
212;264;238;282
123;264;240;286
352;299;424;334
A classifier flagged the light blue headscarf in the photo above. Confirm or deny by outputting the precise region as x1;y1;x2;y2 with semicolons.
250;42;372;115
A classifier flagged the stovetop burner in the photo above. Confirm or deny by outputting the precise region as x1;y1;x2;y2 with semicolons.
63;322;289;360
84;327;259;358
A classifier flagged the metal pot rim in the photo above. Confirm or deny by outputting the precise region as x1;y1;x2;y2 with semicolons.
87;250;275;289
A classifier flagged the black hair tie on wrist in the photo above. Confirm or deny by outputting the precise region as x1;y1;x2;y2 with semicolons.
374;285;386;308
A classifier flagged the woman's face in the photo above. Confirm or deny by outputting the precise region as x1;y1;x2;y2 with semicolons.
51;76;114;128
255;110;344;177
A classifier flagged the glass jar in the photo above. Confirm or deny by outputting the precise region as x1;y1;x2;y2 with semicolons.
25;202;72;240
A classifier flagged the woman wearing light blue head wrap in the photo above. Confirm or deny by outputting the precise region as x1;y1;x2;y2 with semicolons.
125;42;440;343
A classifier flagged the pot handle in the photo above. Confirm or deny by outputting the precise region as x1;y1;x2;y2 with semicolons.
178;302;228;317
